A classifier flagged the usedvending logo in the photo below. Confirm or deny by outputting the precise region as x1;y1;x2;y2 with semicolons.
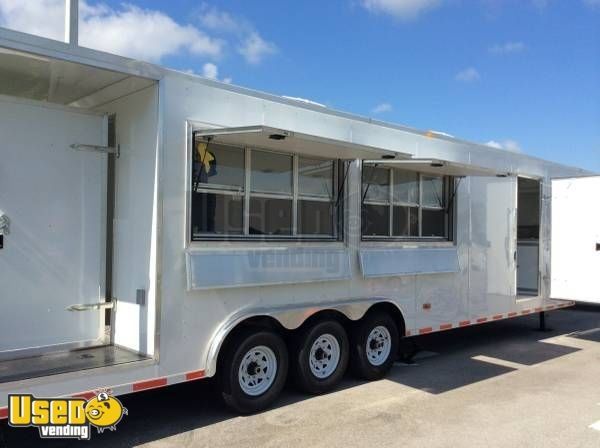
8;390;127;440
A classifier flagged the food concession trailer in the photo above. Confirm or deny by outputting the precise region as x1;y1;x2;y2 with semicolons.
0;18;599;415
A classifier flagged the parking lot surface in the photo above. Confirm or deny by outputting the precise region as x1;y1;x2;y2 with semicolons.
2;306;600;448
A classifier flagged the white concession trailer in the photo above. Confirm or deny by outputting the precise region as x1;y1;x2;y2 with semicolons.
1;22;599;415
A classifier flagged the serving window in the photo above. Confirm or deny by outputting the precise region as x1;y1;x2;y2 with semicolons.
361;164;453;241
191;138;342;241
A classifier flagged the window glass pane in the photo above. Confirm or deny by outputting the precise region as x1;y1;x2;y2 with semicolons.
362;204;389;236
393;169;418;204
298;200;334;235
191;192;243;237
251;150;292;194
422;209;446;237
362;166;389;203
249;197;292;235
422;176;444;208
298;157;334;198
192;142;244;190
393;206;419;236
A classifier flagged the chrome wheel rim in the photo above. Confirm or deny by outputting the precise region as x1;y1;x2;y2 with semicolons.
366;326;392;366
238;345;277;396
309;333;340;379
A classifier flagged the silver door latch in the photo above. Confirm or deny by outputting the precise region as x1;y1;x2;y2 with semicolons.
67;301;115;312
0;213;9;235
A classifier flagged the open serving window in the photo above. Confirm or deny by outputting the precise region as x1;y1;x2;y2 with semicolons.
360;158;509;242
190;125;411;242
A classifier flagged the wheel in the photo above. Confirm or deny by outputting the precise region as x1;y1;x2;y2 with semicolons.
219;330;288;414
291;320;349;394
350;311;399;380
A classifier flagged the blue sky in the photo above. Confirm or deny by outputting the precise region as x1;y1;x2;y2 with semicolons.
1;0;599;170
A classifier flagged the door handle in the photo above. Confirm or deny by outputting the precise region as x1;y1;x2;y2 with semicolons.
596;243;600;251
67;301;115;312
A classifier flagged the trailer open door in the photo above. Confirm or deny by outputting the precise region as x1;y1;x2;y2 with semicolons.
0;96;111;358
551;176;600;303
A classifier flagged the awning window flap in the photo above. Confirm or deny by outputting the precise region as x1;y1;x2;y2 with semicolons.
362;158;509;177
193;125;410;160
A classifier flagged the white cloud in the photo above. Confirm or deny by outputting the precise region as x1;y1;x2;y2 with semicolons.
198;5;239;32
0;0;223;62
0;1;277;68
0;0;65;41
455;67;480;82
198;4;277;66
372;102;393;114
81;4;223;62
238;32;277;64
361;0;441;20
201;62;218;79
485;140;522;153
185;63;232;83
489;41;526;54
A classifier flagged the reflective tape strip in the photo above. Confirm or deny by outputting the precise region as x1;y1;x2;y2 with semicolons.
0;407;7;419
440;323;453;330
419;327;433;335
493;314;503;320
132;378;167;392
185;370;206;381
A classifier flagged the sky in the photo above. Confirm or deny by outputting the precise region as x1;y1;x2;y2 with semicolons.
0;0;599;171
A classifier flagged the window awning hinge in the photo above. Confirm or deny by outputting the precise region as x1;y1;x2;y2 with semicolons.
70;143;120;158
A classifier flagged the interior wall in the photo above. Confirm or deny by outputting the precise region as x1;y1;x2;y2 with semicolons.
96;85;159;356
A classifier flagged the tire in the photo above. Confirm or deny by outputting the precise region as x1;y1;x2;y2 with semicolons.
291;320;349;394
219;329;288;414
350;312;399;380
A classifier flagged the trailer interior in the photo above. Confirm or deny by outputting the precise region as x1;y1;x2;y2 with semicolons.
516;177;542;297
0;48;158;383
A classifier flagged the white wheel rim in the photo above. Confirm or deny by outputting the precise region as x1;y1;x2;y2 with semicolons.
238;345;278;396
309;333;341;379
366;326;392;366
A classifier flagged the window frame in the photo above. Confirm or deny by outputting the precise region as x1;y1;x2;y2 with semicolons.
361;163;455;242
188;133;344;243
